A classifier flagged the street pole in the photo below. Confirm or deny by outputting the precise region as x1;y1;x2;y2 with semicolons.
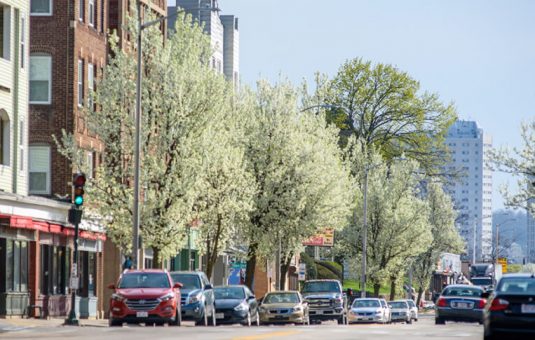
65;209;80;325
132;0;142;270
187;224;192;270
472;222;476;264
361;167;369;298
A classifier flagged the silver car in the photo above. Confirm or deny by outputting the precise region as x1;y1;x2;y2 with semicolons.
348;298;389;324
389;300;412;324
404;299;418;322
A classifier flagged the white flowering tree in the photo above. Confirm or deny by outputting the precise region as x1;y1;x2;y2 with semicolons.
242;80;352;288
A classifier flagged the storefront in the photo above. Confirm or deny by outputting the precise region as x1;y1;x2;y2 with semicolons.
0;194;106;318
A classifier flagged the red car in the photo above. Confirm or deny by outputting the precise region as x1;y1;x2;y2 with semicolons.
108;269;182;326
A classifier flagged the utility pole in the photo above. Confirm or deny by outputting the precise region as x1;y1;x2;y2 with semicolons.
361;167;369;298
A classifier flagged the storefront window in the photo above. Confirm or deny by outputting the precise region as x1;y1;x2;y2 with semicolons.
40;245;67;295
1;239;29;292
79;251;97;297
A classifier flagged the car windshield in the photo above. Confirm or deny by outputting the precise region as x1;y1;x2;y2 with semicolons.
497;278;535;295
352;299;380;308
118;273;170;289
472;278;493;285
263;293;299;304
407;300;416;307
442;287;482;297
303;281;340;293
214;287;245;300
390;301;408;309
171;274;201;290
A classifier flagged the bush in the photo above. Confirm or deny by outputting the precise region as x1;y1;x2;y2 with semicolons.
300;252;318;279
317;265;339;280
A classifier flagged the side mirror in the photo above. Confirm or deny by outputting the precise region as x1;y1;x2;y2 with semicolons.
302;301;308;307
107;283;116;290
174;282;183;289
205;284;213;290
247;296;256;301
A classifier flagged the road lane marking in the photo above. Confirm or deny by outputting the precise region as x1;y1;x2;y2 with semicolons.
232;330;302;340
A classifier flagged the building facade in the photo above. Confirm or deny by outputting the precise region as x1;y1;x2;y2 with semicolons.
169;0;239;86
445;120;493;262
527;195;535;263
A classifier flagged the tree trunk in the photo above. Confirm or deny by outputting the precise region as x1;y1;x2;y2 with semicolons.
245;243;258;290
205;215;223;281
152;246;162;269
389;276;396;301
416;287;424;307
280;253;293;290
373;283;381;297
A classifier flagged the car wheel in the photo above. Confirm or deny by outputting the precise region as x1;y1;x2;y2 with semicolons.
145;322;154;326
170;307;181;326
108;318;122;327
435;317;445;325
195;310;208;326
337;316;344;325
406;318;412;324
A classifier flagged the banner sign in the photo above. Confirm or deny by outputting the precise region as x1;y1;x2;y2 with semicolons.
303;228;334;247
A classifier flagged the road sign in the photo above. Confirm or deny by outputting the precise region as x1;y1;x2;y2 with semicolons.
498;258;507;273
298;263;306;281
69;276;79;290
230;262;246;270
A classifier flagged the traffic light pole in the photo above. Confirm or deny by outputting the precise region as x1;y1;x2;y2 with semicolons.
65;206;81;326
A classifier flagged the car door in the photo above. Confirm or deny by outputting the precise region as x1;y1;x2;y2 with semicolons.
245;287;258;315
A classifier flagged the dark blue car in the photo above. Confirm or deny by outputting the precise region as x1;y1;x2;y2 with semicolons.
214;285;259;326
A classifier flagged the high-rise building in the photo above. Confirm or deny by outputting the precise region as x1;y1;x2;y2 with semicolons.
168;0;239;86
445;120;493;262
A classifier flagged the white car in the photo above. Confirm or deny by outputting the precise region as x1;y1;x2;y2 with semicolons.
348;298;389;324
380;299;391;323
404;299;418;322
389;300;412;324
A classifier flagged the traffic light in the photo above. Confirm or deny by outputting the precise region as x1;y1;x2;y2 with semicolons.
72;173;86;207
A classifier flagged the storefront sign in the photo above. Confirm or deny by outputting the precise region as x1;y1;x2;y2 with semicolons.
298;263;306;281
302;228;335;247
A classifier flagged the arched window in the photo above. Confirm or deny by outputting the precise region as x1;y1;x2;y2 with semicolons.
0;109;10;166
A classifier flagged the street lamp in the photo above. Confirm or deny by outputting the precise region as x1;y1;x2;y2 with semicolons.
493;217;516;282
132;2;213;269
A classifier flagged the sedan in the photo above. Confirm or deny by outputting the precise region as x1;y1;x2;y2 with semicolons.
389;300;412;324
435;284;486;324
404;299;418;322
213;285;259;326
483;274;535;340
258;291;310;325
348;298;389;324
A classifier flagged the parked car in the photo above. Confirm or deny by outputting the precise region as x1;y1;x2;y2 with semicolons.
213;285;259;326
422;300;435;310
347;298;389;324
380;299;392;323
258;291;310;325
107;269;182;327
404;299;418;322
389;300;412;324
483;273;535;340
471;276;494;291
435;284;485;325
170;271;216;326
301;279;345;324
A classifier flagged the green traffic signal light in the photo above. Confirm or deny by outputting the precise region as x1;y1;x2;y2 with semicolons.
72;173;86;207
74;196;84;205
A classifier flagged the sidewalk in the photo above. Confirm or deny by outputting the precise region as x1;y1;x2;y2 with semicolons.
0;317;108;332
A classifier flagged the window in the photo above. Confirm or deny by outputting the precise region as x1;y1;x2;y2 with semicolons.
78;59;84;106
30;0;52;16
19;121;24;172
79;0;84;22
88;63;94;109
30;55;52;104
100;0;104;32
0;239;29;292
29;145;50;194
88;0;94;26
86;151;94;178
79;251;97;297
40;245;68;295
20;16;25;68
1;5;12;60
0;109;10;166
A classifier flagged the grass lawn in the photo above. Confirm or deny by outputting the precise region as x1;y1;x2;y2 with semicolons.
343;279;391;297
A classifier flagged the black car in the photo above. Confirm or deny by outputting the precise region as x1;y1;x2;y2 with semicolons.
435;284;486;324
213;285;259;326
483;273;535;340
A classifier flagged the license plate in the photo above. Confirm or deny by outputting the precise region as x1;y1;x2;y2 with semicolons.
455;302;470;309
275;315;286;319
136;311;148;318
521;304;535;313
216;313;225;319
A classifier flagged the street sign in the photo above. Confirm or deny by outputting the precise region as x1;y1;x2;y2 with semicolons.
298;263;306;281
230;262;246;270
69;276;79;290
303;228;335;247
498;258;507;273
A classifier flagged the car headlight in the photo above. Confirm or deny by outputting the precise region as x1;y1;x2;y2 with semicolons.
111;293;126;302
159;292;175;302
259;306;267;312
189;293;203;304
292;306;303;312
375;310;382;314
234;302;248;311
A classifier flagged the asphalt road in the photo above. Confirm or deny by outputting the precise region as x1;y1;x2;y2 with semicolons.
0;316;483;340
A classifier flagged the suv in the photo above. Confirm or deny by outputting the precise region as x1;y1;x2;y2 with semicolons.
108;269;182;326
170;271;216;326
301;279;345;324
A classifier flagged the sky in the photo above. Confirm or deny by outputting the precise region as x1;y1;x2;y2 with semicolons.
170;0;535;210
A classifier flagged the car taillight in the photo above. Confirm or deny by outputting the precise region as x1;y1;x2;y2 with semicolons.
489;298;509;312
437;298;448;307
477;299;487;309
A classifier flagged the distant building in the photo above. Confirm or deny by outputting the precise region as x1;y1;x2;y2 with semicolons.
168;0;239;87
527;195;535;263
444;120;493;262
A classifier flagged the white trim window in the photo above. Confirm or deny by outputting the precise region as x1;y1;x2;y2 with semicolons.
20;15;25;68
1;4;11;61
79;0;84;22
30;0;52;16
88;62;94;109
29;146;51;195
78;59;84;107
19;121;24;172
29;55;52;104
88;0;94;27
